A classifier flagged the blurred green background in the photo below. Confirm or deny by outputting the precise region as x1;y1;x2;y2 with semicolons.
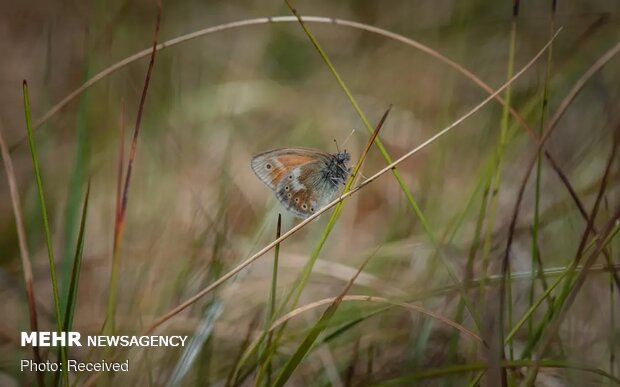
0;0;619;385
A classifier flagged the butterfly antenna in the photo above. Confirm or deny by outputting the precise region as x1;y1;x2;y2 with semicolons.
341;128;356;148
333;138;340;153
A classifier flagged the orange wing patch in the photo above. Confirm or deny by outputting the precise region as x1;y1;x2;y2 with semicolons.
251;148;326;190
267;154;317;186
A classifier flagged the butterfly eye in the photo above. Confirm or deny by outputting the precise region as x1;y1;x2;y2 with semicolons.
310;207;315;212
301;204;308;210
265;163;272;170
284;186;290;191
287;193;292;198
288;175;293;180
294;198;300;203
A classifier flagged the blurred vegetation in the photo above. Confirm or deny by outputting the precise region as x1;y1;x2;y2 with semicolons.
0;0;619;386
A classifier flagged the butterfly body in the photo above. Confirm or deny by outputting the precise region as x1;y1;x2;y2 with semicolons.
251;147;351;218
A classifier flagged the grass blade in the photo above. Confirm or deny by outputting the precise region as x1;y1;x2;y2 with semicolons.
493;10;519;386
23;80;68;386
105;0;162;336
272;254;374;387
0;119;44;386
255;214;282;386
53;182;89;387
62;181;90;332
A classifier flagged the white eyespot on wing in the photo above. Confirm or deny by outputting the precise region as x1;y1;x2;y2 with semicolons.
275;175;319;219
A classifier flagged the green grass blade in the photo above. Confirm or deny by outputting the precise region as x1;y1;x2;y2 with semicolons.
53;182;89;387
494;17;518;386
62;181;90;331
273;255;374;387
480;18;517;382
60;68;90;314
530;0;556;345
321;307;390;345
23;80;69;386
255;214;282;386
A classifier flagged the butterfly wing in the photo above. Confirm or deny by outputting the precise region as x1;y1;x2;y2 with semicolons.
274;164;323;218
251;148;329;190
251;147;341;219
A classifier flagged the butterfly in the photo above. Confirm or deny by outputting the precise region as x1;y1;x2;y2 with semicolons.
251;147;351;219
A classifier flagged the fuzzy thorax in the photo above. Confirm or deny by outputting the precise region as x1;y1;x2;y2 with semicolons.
324;151;351;186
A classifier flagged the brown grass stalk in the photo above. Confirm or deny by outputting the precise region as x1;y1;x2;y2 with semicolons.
105;0;162;335
0;119;44;386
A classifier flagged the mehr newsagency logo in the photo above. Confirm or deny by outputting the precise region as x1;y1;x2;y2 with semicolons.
19;331;188;373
